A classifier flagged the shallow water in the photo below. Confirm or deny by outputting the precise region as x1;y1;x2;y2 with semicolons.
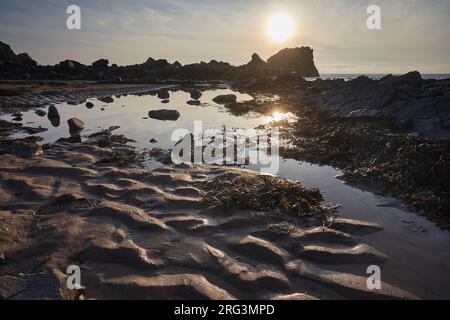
2;87;450;299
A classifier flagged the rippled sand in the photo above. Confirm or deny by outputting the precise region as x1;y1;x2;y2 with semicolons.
0;141;415;300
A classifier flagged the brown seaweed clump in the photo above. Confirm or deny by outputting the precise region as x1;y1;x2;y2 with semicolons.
201;172;338;223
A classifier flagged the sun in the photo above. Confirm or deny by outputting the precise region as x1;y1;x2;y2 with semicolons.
266;13;294;43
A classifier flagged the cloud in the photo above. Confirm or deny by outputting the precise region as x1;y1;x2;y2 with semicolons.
0;0;449;73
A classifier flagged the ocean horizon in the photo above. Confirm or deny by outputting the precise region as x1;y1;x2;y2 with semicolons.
308;73;450;81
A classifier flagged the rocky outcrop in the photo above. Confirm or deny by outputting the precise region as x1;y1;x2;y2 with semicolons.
311;72;450;137
267;47;319;77
244;53;267;70
0;41;320;81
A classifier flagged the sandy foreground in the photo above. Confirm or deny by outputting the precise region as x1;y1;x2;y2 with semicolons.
0;135;417;300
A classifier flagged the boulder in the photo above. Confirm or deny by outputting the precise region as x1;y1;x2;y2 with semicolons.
212;94;237;104
148;109;180;121
67;118;85;131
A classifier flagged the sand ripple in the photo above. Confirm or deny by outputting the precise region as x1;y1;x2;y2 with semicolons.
0;143;416;299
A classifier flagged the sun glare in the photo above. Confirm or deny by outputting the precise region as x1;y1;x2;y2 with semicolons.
266;13;294;43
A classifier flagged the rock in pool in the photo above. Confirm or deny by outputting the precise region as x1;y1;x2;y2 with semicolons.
157;90;170;100
190;89;202;100
98;96;114;104
67;118;85;131
187;100;201;106
212;94;237;104
35;109;47;117
148;109;180;121
48;105;60;119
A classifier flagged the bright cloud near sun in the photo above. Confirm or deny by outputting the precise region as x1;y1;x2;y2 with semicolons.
266;13;295;43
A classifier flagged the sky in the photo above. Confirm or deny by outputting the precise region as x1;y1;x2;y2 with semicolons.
1;0;449;74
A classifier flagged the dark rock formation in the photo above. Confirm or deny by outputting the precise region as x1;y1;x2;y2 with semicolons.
267;47;319;77
244;53;267;70
0;40;319;81
311;72;450;137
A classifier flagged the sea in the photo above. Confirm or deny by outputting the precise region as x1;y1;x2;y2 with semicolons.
305;73;450;81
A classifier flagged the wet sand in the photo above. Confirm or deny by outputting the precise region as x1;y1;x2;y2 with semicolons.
0;135;415;300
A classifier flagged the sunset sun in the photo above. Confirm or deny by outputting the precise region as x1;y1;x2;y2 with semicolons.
266;13;295;43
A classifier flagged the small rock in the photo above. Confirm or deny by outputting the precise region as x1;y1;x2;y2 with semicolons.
161;99;170;104
67;118;85;131
190;89;202;100
98;96;114;104
157;90;170;100
35;109;46;117
187;100;201;106
85;102;94;109
212;94;237;104
148;109;180;121
47;105;60;119
150;138;158;143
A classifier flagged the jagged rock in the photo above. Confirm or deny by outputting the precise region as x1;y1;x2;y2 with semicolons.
148;109;180;121
212;94;237;104
267;47;319;77
0;41;20;64
16;53;37;67
245;53;267;70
